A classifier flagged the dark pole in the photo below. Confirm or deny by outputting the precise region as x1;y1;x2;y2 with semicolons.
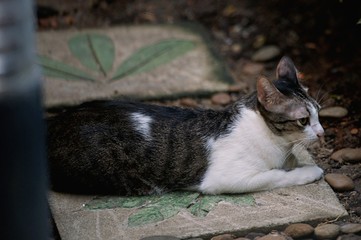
0;0;48;239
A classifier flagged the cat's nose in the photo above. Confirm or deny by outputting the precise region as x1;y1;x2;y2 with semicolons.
317;129;324;138
314;125;325;145
312;124;324;138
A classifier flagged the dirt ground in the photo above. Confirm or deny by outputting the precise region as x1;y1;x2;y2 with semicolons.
37;0;361;224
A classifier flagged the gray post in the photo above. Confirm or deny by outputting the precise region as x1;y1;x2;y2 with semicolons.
0;0;48;239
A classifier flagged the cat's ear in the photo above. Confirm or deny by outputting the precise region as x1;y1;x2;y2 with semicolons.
257;77;289;113
257;77;309;119
277;57;310;92
276;56;298;82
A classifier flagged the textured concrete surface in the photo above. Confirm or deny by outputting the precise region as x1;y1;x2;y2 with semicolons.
37;24;233;107
49;180;347;240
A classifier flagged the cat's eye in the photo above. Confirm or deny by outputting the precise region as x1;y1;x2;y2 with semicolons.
296;117;309;127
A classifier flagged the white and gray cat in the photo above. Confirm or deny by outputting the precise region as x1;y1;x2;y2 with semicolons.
47;56;324;196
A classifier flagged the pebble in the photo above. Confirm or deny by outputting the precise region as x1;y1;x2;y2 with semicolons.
251;45;281;62
337;234;361;240
228;82;248;92
284;223;314;238
231;43;243;54
228;85;242;92
314;224;340;239
210;234;235;240
319;106;348;118
179;98;198;107
253;34;266;48
340;223;361;234
222;4;237;17
350;128;359;135
257;231;289;240
204;222;361;240
242;62;265;75
325;173;355;191
331;148;361;163
211;93;232;105
140;236;180;240
245;232;265;239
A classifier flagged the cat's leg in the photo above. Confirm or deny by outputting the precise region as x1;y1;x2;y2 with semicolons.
200;164;324;194
248;165;323;192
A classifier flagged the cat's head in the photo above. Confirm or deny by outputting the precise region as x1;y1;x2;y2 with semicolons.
256;56;324;144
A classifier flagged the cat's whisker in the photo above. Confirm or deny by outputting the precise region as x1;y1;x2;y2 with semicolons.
284;139;312;163
317;91;331;108
314;81;328;103
285;138;307;146
282;139;307;161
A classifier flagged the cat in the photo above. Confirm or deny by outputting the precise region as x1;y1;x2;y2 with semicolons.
47;56;324;196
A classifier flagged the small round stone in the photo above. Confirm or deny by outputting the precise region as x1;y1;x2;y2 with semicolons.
242;62;265;75
325;173;355;192
179;98;198;107
245;232;265;239
210;234;235;240
251;45;281;62
257;231;288;240
140;236;180;240
331;148;361;163
211;93;232;105
337;234;361;240
284;223;314;238
314;224;340;239
350;128;359;135
228;82;248;92
231;43;242;54
340;223;361;234
319;106;348;118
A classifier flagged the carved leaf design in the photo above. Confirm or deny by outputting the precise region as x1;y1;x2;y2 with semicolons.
84;192;255;227
37;55;96;82
111;39;196;81
68;33;115;76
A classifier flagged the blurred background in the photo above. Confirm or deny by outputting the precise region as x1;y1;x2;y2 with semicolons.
36;0;361;107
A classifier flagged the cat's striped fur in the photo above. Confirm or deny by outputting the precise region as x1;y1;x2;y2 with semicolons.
47;57;324;196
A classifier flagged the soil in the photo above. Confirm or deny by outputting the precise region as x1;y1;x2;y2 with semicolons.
37;0;361;225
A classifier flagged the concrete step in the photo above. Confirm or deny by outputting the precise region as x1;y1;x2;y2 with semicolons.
37;24;233;107
49;180;347;240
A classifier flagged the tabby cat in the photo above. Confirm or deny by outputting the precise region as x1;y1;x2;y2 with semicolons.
47;56;324;196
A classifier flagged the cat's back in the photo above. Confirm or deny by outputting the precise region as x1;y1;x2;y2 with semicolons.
47;100;207;166
48;100;202;126
47;100;216;195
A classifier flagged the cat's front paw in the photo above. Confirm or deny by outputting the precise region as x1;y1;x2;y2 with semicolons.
294;165;324;185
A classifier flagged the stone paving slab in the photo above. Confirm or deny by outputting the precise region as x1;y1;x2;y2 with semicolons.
49;180;347;240
37;24;233;107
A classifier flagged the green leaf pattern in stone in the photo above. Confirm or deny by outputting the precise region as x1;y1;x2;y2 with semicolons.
38;33;196;82
68;33;115;76
85;195;156;210
84;192;255;227
111;39;196;81
37;55;96;82
128;192;198;227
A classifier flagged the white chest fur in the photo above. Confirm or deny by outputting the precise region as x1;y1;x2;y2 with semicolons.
199;108;290;194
